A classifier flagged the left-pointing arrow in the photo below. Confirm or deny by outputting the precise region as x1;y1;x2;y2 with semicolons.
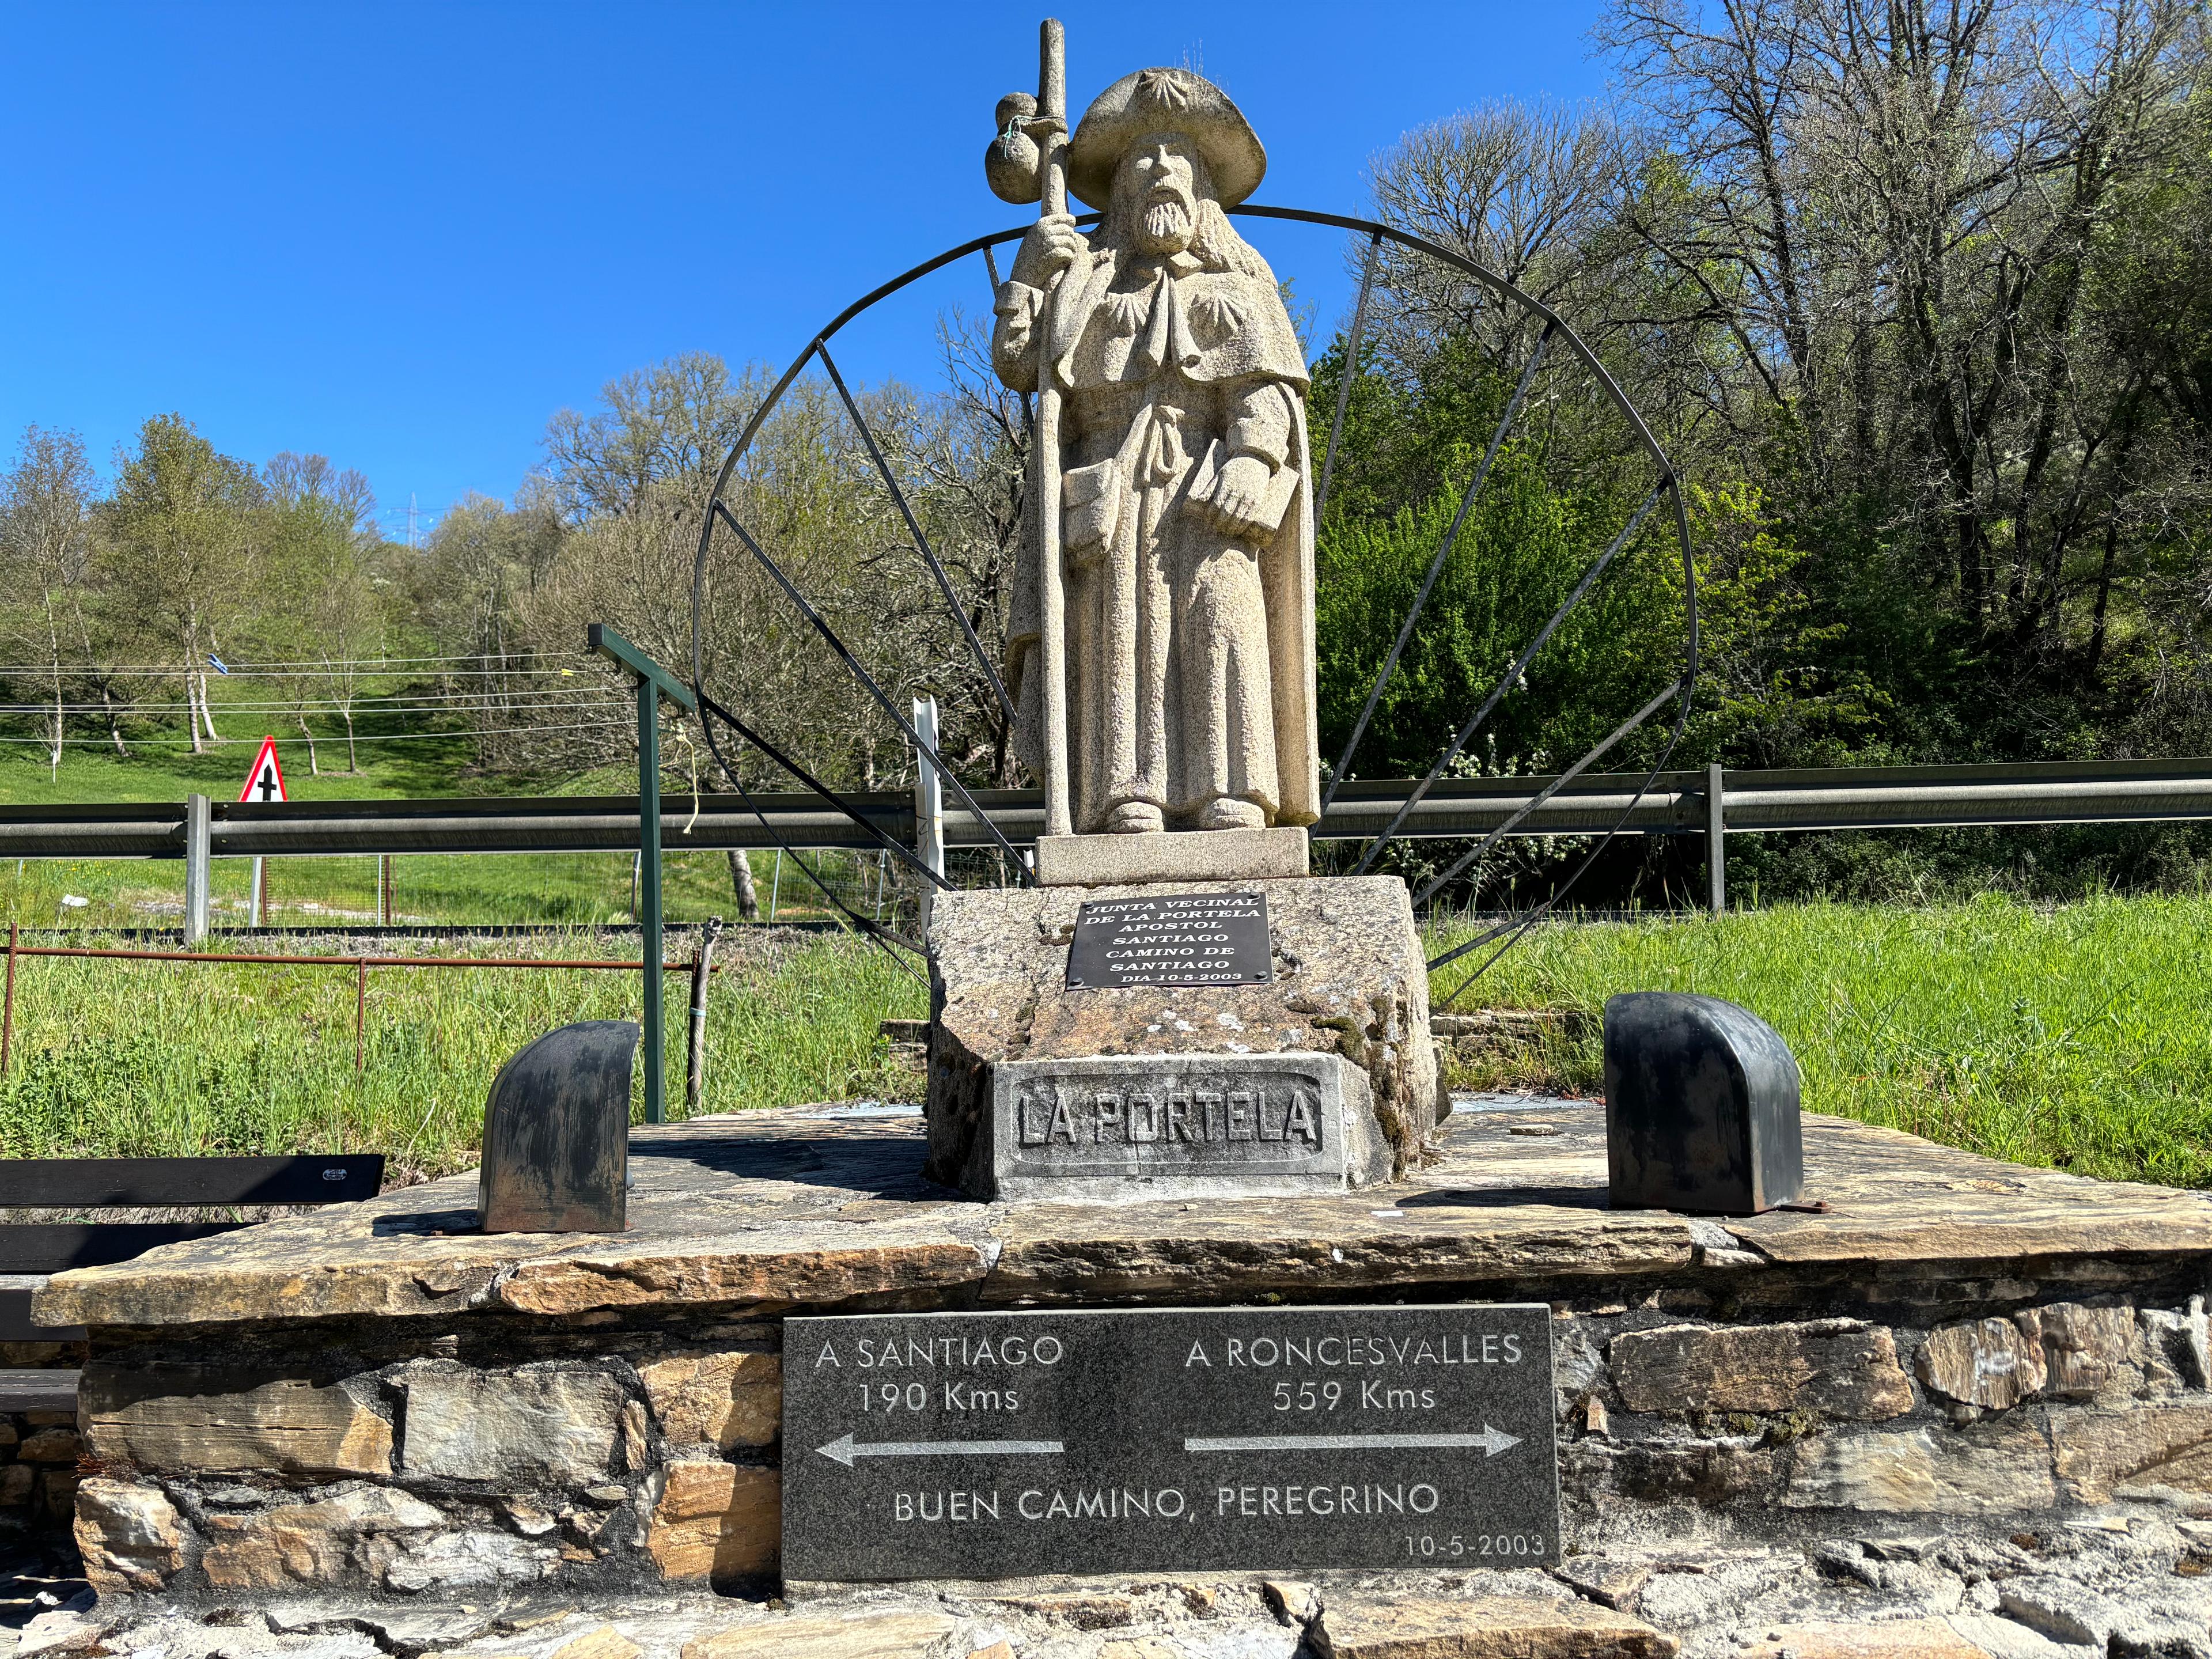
816;1433;1066;1467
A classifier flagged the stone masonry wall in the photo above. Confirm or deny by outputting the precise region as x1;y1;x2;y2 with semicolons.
67;1313;783;1603
1;1407;82;1532
4;1335;90;1539
1560;1289;2212;1524
62;1253;2212;1619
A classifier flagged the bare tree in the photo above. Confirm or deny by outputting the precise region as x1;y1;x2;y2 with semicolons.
1366;97;1635;365
262;453;382;771
1599;0;2200;665
542;353;760;523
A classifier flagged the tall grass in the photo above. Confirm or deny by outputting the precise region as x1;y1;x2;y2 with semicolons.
0;934;928;1179
0;847;879;931
2;896;2204;1191
1427;893;2212;1188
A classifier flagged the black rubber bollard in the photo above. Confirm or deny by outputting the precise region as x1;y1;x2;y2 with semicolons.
479;1020;639;1233
1604;991;1803;1215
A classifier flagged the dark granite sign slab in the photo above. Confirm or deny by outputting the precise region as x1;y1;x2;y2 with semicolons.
781;1305;1558;1581
1066;892;1271;988
986;1052;1392;1200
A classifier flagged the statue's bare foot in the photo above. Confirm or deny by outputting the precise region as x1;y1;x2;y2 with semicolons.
1105;801;1164;834
1196;797;1266;831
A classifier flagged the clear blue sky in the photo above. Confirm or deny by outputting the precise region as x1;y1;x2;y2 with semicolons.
0;3;1608;542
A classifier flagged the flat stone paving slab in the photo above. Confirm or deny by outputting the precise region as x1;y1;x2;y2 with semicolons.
35;1100;2212;1331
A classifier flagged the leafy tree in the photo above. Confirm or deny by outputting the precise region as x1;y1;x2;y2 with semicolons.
98;415;260;755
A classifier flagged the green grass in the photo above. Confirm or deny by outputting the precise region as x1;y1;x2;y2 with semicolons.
1427;892;2212;1189
0;931;929;1180
0;702;500;806
3;891;2205;1191
0;727;892;929
0;845;854;930
0;690;942;1174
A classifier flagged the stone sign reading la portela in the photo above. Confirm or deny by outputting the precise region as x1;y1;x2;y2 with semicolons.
1065;892;1274;988
987;1052;1391;1200
781;1305;1559;1582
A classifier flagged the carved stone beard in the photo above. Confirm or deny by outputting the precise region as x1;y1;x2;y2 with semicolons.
1138;196;1194;256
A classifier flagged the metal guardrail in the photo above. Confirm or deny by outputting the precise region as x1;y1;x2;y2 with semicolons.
1;757;2207;922
2;757;2205;857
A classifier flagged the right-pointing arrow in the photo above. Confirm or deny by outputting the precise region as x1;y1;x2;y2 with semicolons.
1183;1426;1522;1456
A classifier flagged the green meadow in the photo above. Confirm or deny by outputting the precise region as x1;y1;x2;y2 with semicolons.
0;930;927;1182
0;893;2203;1191
1425;893;2212;1190
0;734;879;930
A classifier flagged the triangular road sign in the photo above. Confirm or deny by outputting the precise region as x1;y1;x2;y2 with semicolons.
238;736;288;804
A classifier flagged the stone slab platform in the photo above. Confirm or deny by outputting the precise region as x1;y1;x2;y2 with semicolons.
37;1101;2212;1333
41;1103;2212;1635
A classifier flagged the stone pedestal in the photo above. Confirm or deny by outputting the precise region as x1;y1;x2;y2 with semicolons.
923;874;1445;1202
1033;825;1309;885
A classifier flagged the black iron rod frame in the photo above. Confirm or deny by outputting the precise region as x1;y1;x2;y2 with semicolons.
1240;209;1699;972
1429;718;1692;1001
711;501;1035;884
687;204;1701;979
1313;228;1382;527
1356;481;1666;875
1412;675;1685;910
1427;660;1696;1000
690;684;946;893
1323;319;1558;818
690;688;929;965
816;341;1016;723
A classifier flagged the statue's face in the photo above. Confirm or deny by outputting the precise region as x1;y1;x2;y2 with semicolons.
1116;132;1202;256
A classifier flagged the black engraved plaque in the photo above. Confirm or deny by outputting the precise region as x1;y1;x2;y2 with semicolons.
1065;892;1272;989
782;1304;1559;1582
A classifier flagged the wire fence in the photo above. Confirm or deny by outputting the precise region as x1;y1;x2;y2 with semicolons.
0;924;752;1078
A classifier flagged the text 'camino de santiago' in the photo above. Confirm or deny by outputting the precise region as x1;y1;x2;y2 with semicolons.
1066;893;1272;987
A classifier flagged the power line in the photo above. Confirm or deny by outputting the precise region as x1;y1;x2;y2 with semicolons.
0;654;590;676
0;717;634;748
0;690;631;713
0;652;582;666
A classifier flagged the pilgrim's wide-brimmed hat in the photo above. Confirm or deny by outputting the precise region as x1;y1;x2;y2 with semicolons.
1066;67;1267;212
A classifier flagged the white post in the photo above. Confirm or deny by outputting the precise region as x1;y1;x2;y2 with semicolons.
768;848;783;921
1707;762;1726;916
250;857;266;927
913;694;946;936
183;795;210;945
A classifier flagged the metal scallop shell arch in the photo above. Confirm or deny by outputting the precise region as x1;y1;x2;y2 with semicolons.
687;206;1700;1001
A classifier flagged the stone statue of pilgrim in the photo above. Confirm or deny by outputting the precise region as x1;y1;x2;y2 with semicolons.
993;67;1320;836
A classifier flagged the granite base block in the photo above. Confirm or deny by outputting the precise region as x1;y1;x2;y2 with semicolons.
1035;825;1308;886
925;876;1445;1200
982;1050;1390;1202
